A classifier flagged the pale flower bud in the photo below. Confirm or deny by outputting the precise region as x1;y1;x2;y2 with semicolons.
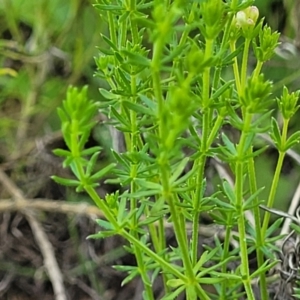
246;6;259;24
234;5;259;38
236;11;247;28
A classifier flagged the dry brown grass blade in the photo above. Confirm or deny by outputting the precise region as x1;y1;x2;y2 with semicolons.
0;169;67;300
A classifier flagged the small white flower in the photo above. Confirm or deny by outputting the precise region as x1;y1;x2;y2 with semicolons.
236;11;246;28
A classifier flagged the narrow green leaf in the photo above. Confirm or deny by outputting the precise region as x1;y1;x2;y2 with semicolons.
109;106;131;128
81;146;102;156
249;146;268;158
211;80;235;100
198;277;224;284
117;196;127;223
101;34;118;51
138;94;157;110
93;4;123;11
57;107;69;123
134;179;162;190
113;265;136;272
97;47;114;56
121;50;150;67
290;222;300;235
242;186;264;210
78;130;92;151
90;163;116;181
116;68;131;89
265;218;283;237
250;260;279;279
210;199;235;210
194;246;220;272
87;230;115;239
95;219;114;230
166;279;184;288
197;256;236;278
285;131;300;150
122;100;155;116
270;117;282;148
223;180;236;204
221;133;237;155
209;271;241;280
99;88;119;100
86;151;100;177
111;150;130;167
51;176;80;187
121;269;141;286
124;190;160;198
243;132;255;153
170;157;189;184
251;110;273;128
52;148;71;157
150;197;167;215
160;286;185;300
161;43;189;64
220;43;243;65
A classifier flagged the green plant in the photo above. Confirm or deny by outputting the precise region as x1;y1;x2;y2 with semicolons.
0;0;102;158
52;0;300;299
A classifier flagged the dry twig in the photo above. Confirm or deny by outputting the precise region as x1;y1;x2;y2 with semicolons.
0;169;67;300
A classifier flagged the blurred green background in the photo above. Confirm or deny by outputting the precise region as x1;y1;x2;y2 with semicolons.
0;0;106;161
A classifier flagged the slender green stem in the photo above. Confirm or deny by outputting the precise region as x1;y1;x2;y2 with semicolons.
220;13;235;52
247;154;268;300
158;217;169;292
207;114;224;146
85;186;187;282
146;206;170;293
128;4;156;294
235;112;255;300
191;38;214;266
191;152;205;266
212;12;234;92
131;234;155;300
220;221;233;299
239;35;268;300
241;38;251;89
235;164;255;300
230;40;242;95
231;0;238;10
152;41;165;114
262;118;289;236
253;60;263;79
151;12;210;299
85;187;120;229
202;39;213;109
121;229;187;280
160;162;192;274
107;12;117;46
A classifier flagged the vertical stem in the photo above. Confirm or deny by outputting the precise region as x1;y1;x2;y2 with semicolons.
130;3;155;298
241;35;268;300
220;221;234;299
262;119;289;236
191;38;213;266
151;8;210;297
253;60;263;79
230;40;242;95
241;38;251;89
235;163;255;300
107;11;117;46
231;0;239;10
235;112;255;300
247;154;268;300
